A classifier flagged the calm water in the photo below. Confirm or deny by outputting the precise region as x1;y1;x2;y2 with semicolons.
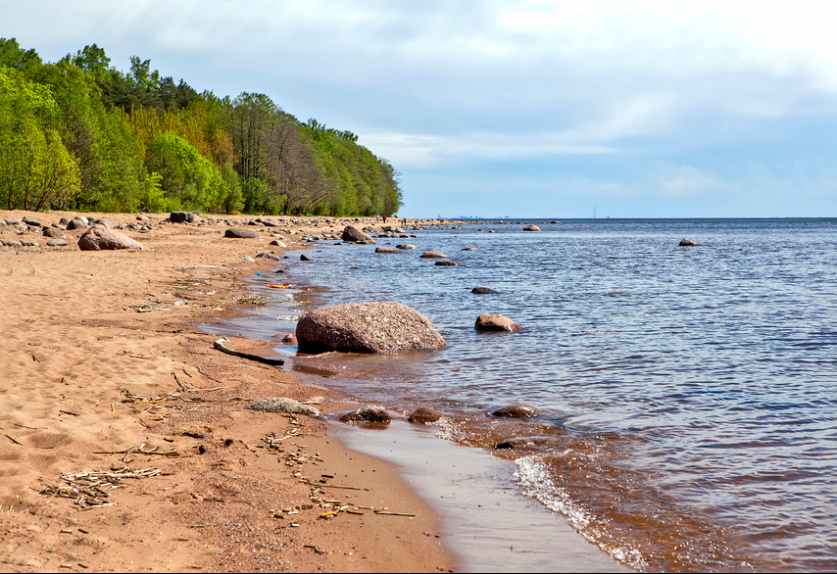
224;219;837;572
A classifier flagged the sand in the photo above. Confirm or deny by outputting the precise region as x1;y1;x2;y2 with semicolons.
0;210;452;573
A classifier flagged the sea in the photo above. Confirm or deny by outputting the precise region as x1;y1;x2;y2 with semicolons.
213;218;837;572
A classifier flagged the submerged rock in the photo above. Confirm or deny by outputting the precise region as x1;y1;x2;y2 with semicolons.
494;435;561;450
679;238;701;246
419;250;448;259
296;301;446;354
492;404;539;418
375;246;402;254
471;287;499;294
435;260;461;266
408;407;442;423
523;224;541;231
475;313;522;332
340;405;390;423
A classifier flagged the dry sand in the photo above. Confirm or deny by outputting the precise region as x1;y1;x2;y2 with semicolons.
0;210;452;573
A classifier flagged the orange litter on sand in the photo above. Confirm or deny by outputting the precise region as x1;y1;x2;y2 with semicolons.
268;283;291;289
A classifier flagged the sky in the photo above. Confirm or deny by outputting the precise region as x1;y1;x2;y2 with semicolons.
3;0;837;218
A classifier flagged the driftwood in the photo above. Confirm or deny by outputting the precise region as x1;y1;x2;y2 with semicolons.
213;338;284;366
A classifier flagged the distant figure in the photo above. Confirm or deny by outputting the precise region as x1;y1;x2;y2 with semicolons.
376;215;380;222
382;215;387;223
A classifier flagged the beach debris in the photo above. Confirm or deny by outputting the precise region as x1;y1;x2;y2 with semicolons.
246;398;320;417
419;250;448;258
474;313;523;333
268;282;291;288
296;301;446;354
679;238;701;246
78;226;148;251
492;404;539;418
523;224;541;231
224;227;259;238
471;287;499;294
339;405;390;424
213;338;284;366
340;225;376;244
39;466;163;509
232;293;268;305
408;407;442;423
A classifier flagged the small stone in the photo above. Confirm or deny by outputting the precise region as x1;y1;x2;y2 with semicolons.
395;244;416;250
225;227;259;239
22;216;41;226
492;404;539;418
300;254;312;261
243;255;256;262
475;313;522;332
340;405;390;423
494;435;560;450
419;251;448;259
408;407;442;423
282;333;298;345
269;240;288;248
47;239;68;247
20;241;39;247
246;397;320;417
462;247;478;251
375;247;402;254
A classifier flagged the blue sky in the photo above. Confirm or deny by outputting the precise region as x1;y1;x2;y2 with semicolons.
4;0;837;218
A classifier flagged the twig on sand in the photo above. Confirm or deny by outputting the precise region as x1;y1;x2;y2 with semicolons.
300;480;362;491
3;434;22;446
375;510;416;517
213;338;284;366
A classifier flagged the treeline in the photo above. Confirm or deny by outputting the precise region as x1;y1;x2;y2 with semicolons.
0;39;402;215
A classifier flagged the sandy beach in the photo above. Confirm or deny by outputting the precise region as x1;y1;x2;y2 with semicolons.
0;211;453;573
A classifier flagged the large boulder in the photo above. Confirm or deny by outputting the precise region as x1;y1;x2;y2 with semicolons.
475;313;522;332
296;301;446;354
225;227;259;238
78;226;148;251
341;225;376;244
170;211;195;223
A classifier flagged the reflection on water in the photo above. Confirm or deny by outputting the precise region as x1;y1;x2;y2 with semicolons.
206;219;837;573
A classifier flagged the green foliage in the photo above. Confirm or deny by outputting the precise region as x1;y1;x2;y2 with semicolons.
0;38;403;215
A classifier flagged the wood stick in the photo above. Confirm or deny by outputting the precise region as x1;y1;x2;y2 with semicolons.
213;338;284;366
3;434;22;446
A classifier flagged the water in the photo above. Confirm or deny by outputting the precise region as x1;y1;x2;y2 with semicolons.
222;219;837;572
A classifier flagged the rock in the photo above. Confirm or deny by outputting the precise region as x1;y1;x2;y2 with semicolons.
300;254;312;261
47;239;68;247
494;435;561;450
225;227;259;238
408;407;442;423
42;226;61;238
492;404;539;418
396;244;416;250
375;246;402;254
66;217;88;230
679;238;701;246
170;211;195;223
435;260;461;266
419;251;448;258
95;219;119;229
20;241;39;247
340;405;390;423
471;287;499;294
523;224;541;231
243;255;256;262
296;301;446;354
475;313;522;332
78;227;148;251
22;216;41;226
1;240;21;247
255;252;281;261
246;397;319;417
550;221;561;224
462;247;478;251
281;333;298;345
341;225;376;244
269;240;288;248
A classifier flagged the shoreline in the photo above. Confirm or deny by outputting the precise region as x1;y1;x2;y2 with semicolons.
0;210;454;572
